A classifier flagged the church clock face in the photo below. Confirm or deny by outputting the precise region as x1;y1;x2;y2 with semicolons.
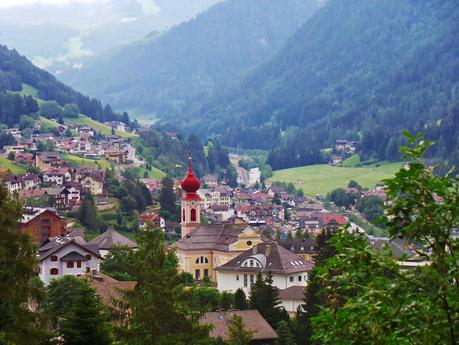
190;201;197;207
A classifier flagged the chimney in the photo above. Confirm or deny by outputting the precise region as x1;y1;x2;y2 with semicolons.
265;244;271;257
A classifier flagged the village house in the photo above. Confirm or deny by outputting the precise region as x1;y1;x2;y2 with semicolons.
278;239;318;262
236;204;285;225
3;173;41;192
87;228;138;258
35;152;64;170
198;186;232;209
43;167;71;186
202;175;218;188
79;126;95;139
3;145;25;155
48;186;81;211
335;139;357;154
105;121;127;132
279;286;305;316
18;207;67;245
37;236;101;285
330;155;343;166
201;310;277;345
14;152;34;165
237;166;261;187
3;128;21;140
139;212;165;229
17;138;37;151
215;241;312;294
79;170;105;195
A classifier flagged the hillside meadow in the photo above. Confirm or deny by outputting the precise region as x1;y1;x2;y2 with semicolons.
268;162;403;197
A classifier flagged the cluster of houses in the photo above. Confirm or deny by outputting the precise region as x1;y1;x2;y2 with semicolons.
2;123;134;164
330;139;358;166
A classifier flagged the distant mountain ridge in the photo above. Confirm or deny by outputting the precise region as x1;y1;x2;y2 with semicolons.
63;0;321;118
181;0;459;169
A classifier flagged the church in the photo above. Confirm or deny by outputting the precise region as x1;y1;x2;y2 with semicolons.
174;156;262;282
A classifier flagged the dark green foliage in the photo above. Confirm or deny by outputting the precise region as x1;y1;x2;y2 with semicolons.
100;245;135;281
182;0;459;169
234;289;248;310
311;134;459;344
356;195;384;225
68;0;320;119
295;229;335;344
0;132;15;149
347;180;361;190
191;287;222;312
45;276;112;345
0;45;130;124
227;315;254;345
276;321;296;345
221;292;234;311
328;188;358;208
178;272;195;286
249;272;287;328
77;192;99;231
115;225;212;345
0;185;50;344
159;176;179;221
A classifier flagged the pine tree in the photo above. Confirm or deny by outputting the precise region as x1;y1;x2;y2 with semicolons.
159;175;178;220
276;321;296;345
227;315;254;345
296;229;335;344
249;272;286;328
0;185;50;344
234;289;248;310
46;276;112;345
78;192;99;231
115;225;211;344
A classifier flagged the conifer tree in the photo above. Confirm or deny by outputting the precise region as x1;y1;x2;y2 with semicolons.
115;225;211;344
78;192;99;231
159;175;178;220
234;289;248;310
276;320;296;345
0;185;50;344
227;315;254;345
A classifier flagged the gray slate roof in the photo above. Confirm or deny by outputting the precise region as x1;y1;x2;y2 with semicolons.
87;228;138;250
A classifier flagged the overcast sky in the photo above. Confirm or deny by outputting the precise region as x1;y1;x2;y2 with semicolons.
0;0;220;70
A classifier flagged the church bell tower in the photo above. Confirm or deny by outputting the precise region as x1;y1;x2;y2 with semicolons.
180;154;201;238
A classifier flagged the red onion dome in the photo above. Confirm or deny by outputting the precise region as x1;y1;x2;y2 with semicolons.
181;165;200;193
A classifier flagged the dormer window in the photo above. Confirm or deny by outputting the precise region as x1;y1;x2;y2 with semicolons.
50;255;58;262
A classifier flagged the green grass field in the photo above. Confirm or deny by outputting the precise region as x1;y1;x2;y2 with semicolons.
61;153;113;170
0;157;27;173
21;83;39;97
269;162;403;196
63;115;137;139
138;165;166;179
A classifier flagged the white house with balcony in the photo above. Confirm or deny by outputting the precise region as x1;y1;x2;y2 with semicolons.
37;236;101;285
215;242;312;294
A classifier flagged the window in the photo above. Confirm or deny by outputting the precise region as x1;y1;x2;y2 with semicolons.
246;240;252;246
250;274;254;284
67;261;74;268
298;275;302;282
86;267;90;273
182;209;185;222
204;257;209;264
243;274;248;287
204;269;209;278
290;276;294;282
250;259;254;267
191;208;197;222
77;260;81;268
195;269;200;280
50;255;58;262
50;268;59;275
195;257;200;264
236;275;239;281
85;254;91;260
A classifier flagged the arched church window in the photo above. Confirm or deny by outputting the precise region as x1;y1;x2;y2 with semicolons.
182;209;186;222
191;208;197;222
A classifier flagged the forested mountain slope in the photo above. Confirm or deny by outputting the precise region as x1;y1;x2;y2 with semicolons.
63;0;320;117
0;45;127;127
185;0;459;169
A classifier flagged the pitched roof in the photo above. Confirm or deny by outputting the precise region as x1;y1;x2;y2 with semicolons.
174;224;251;252
87;228;138;250
279;285;305;301
38;236;101;261
215;242;312;274
85;272;136;306
200;310;277;341
278;239;318;255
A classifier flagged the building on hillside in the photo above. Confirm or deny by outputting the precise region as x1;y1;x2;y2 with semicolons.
139;212;165;229
236;204;285;225
202;175;218;188
43;167;71;186
37;236;101;285
174;156;262;282
79;126;95;140
35;152;64;170
79;170;105;195
215;241;312;294
50;186;81;211
105;121;127;132
278;239;318;262
3;145;25;155
18;207;66;244
198;187;231;209
330;155;343;166
14;152;34;165
3;173;41;193
279;286;305;316
85;272;136;308
200;310;277;345
87;228;138;258
236;167;261;187
335;140;357;154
